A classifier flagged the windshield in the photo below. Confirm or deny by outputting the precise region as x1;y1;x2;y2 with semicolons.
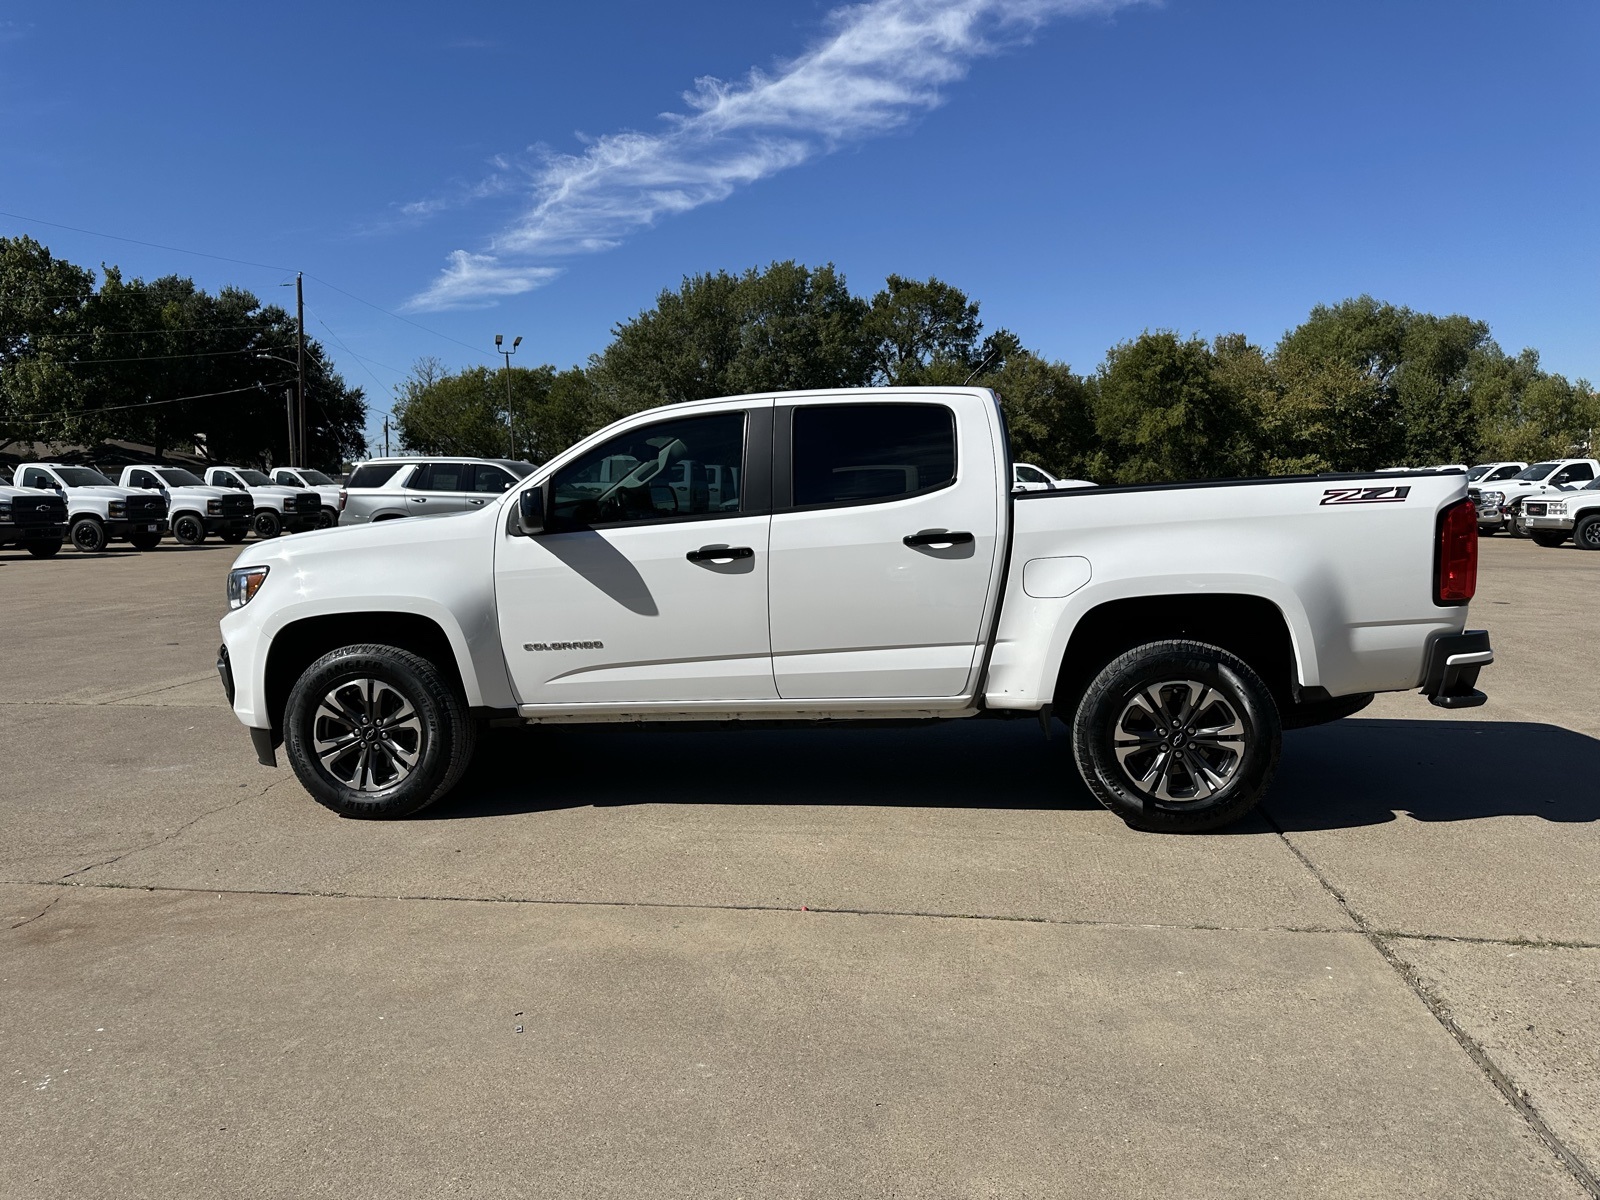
236;469;272;486
1512;462;1559;481
156;468;206;487
297;469;333;485
55;467;115;487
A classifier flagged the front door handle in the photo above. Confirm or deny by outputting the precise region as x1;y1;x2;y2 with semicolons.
467;498;486;506
903;530;973;548
687;545;754;563
409;496;427;503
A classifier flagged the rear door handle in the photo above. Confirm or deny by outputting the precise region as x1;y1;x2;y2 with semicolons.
409;496;427;503
903;530;973;548
467;498;486;506
687;545;754;563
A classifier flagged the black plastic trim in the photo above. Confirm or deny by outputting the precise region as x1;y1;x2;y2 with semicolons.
1419;629;1491;708
249;726;279;768
216;644;236;705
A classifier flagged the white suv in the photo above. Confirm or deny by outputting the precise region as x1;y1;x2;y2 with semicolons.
338;457;534;525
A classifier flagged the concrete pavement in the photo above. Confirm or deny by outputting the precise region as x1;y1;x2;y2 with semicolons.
2;534;1596;1197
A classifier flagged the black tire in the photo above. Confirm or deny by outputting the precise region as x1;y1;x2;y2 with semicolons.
69;516;107;553
128;529;162;551
220;528;248;544
315;507;338;530
173;513;207;545
1070;640;1282;833
1477;526;1498;537
26;540;63;559
1574;514;1600;552
1530;531;1567;548
252;508;282;539
1507;506;1529;538
283;644;476;819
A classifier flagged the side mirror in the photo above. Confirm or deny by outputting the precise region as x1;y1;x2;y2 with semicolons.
514;484;546;537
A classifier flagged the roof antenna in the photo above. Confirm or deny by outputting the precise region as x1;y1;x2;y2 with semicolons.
963;346;1003;386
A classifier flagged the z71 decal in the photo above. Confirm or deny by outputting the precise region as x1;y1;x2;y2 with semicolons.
1320;485;1411;506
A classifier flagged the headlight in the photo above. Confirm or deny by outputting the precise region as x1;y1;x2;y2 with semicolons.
108;500;126;517
0;502;11;521
207;499;222;515
226;566;270;610
1548;502;1566;516
1479;490;1503;505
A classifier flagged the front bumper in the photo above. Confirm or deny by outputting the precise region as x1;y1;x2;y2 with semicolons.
1419;630;1492;709
217;644;277;766
205;515;252;535
282;511;319;533
0;523;66;545
1475;507;1505;529
106;518;169;539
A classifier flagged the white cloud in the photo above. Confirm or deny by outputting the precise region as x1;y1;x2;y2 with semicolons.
406;0;1140;310
402;251;562;312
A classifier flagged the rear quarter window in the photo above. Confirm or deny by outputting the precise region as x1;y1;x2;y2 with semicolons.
346;463;406;489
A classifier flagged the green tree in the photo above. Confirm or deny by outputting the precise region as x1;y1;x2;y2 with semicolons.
862;274;981;385
1089;332;1253;483
393;358;600;462
0;235;94;448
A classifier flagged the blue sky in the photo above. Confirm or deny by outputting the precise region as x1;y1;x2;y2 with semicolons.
3;0;1596;450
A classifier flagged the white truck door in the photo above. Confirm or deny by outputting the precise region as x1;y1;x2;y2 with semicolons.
496;404;775;706
767;395;1001;699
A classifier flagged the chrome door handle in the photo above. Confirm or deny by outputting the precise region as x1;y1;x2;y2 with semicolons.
467;498;486;506
409;496;426;503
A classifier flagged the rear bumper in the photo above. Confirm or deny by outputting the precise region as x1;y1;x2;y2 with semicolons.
1419;629;1492;709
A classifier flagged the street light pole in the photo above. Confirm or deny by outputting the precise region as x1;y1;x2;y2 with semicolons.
295;272;307;465
495;334;522;458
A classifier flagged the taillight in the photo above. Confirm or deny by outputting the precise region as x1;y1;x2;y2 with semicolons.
1436;498;1477;604
338;488;347;512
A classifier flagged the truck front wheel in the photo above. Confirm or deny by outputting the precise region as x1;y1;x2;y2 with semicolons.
173;514;207;545
1070;640;1281;833
70;516;107;553
283;644;475;819
252;509;282;539
1574;514;1600;551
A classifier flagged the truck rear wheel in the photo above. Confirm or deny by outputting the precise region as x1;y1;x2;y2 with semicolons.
1071;640;1281;833
283;644;475;819
70;516;107;553
252;509;282;539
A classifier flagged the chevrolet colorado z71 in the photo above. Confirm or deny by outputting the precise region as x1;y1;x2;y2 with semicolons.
218;387;1492;832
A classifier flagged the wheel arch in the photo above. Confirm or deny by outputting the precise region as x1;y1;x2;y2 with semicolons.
1052;593;1306;714
263;611;469;736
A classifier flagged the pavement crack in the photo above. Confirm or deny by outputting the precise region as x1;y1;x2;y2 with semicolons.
9;895;60;929
54;778;289;883
1264;809;1600;1199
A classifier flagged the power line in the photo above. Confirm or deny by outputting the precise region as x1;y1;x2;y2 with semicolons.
6;380;294;423
24;323;290;339
304;273;495;360
0;210;294;274
57;347;294;367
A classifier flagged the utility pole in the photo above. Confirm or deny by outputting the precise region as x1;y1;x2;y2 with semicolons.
495;334;522;458
383;415;390;457
286;389;297;464
295;272;307;465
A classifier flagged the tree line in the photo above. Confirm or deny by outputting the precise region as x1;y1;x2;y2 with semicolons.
0;236;367;469
395;261;1597;483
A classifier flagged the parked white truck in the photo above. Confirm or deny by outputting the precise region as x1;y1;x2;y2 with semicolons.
1470;458;1599;535
202;466;322;538
269;467;342;528
14;462;169;552
0;473;68;556
218;387;1492;833
1519;479;1600;550
118;465;253;545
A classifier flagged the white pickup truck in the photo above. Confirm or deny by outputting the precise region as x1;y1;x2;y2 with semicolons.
1519;479;1600;550
14;462;169;552
0;473;68;557
269;467;342;528
203;466;322;539
1471;458;1599;535
117;465;253;545
217;387;1492;833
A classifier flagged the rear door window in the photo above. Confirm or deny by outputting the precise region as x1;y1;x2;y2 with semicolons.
471;464;516;493
790;403;955;507
408;463;470;492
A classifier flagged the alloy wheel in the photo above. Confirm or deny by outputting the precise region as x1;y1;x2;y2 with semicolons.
1111;679;1245;804
311;678;424;792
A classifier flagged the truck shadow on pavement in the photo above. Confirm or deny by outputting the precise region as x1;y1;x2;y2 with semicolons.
1265;718;1600;830
426;715;1600;830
